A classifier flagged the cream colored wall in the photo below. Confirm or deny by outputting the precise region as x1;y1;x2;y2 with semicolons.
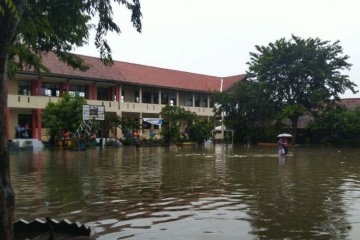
8;95;60;109
9;109;18;139
8;78;18;94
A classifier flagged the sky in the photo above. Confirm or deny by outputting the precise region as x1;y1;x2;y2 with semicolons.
74;0;360;98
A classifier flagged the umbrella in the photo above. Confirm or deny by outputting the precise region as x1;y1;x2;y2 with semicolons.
277;133;293;138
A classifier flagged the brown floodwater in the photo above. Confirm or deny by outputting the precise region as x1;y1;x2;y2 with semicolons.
10;144;360;239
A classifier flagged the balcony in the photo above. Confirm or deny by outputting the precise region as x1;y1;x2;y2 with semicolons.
8;94;214;116
8;94;60;109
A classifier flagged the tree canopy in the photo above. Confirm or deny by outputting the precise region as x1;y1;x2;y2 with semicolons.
42;93;86;142
214;81;278;143
0;1;142;238
307;105;360;145
246;35;357;141
160;105;196;146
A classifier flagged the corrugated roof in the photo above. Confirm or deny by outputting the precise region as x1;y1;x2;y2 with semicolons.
24;52;246;92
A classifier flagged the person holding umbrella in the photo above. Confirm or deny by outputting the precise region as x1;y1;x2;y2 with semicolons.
277;133;292;155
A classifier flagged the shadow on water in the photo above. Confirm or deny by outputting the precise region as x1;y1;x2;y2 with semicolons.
10;144;360;239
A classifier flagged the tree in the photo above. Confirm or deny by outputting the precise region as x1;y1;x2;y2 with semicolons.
307;105;360;145
160;105;196;146
120;117;141;141
0;1;142;238
42;93;86;143
187;119;213;145
246;35;357;143
214;81;277;144
94;112;121;138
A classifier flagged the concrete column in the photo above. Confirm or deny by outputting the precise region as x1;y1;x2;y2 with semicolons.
176;91;179;106
207;94;210;108
32;79;37;95
139;86;142;103
192;93;195;107
159;89;162;104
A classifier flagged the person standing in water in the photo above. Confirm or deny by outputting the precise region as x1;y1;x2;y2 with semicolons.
278;137;288;155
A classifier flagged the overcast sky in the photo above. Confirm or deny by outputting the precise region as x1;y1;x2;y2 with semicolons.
74;0;360;98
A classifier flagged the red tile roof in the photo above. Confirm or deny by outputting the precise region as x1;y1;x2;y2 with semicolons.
340;98;360;109
22;52;246;92
222;75;247;91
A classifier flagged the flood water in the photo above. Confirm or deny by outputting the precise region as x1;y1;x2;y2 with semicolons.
10;144;360;239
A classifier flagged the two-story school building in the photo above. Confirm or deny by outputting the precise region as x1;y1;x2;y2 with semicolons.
6;52;246;141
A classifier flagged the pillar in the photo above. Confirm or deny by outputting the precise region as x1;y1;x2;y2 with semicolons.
139;87;142;103
32;80;37;96
158;89;162;104
85;85;89;99
115;85;120;102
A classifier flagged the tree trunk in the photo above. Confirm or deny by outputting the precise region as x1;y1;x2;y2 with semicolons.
0;1;26;238
0;44;15;240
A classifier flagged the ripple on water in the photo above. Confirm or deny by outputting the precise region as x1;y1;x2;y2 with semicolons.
11;146;360;239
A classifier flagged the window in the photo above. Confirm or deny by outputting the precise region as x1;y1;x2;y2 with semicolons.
195;94;200;107
69;85;85;97
142;91;152;103
209;97;214;108
153;92;159;104
161;93;168;104
18;80;32;95
185;94;193;106
97;88;108;100
121;89;125;102
200;95;207;107
169;94;176;106
42;82;59;97
134;90;140;102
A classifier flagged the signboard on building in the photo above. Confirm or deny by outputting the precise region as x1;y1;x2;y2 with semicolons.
82;105;105;120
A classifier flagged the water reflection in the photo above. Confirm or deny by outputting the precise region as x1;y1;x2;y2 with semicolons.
10;145;360;239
